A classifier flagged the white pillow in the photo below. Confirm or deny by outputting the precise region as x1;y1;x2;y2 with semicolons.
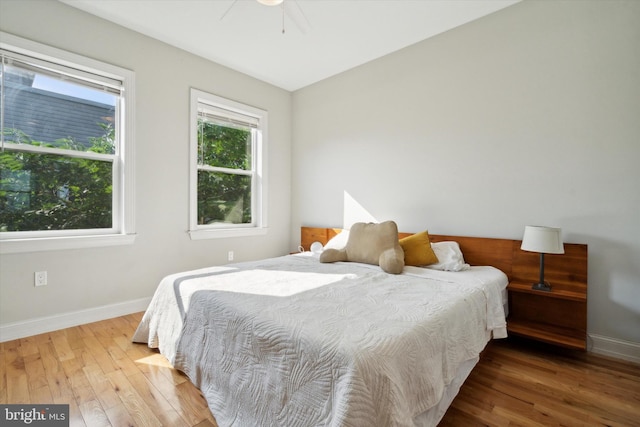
310;241;324;254
427;241;470;271
323;229;350;251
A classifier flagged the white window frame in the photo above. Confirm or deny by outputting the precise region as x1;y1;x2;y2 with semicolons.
0;32;136;254
189;88;268;240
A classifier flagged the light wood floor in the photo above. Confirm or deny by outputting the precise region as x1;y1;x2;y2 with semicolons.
440;337;640;426
1;312;638;426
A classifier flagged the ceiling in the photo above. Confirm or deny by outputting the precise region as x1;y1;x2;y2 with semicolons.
60;0;520;92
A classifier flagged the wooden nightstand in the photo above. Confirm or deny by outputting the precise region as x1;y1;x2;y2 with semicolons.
507;242;588;350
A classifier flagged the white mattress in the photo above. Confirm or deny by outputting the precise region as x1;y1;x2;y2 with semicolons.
133;254;508;427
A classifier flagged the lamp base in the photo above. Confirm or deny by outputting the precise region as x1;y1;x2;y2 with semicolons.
532;282;552;292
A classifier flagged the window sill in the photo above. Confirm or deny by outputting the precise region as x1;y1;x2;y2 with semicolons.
189;227;268;240
0;233;137;254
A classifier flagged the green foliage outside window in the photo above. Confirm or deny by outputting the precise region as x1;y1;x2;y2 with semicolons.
0;118;256;231
197;120;253;225
0;124;114;232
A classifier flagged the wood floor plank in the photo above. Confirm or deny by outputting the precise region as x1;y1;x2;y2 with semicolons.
3;339;23;377
138;358;196;415
82;363;121;411
104;403;137;427
78;398;111;427
50;330;75;362
174;380;217;426
24;352;49;392
2;313;638;427
126;371;191;427
39;341;63;375
4;339;30;403
106;369;164;427
124;313;144;331
66;398;88;427
18;335;40;358
81;335;119;374
65;325;88;351
6;373;30;403
29;383;53;404
47;369;75;404
112;334;150;362
77;323;98;339
449;392;511;426
136;350;189;387
105;341;141;378
72;346;99;371
0;341;8;404
60;357;97;407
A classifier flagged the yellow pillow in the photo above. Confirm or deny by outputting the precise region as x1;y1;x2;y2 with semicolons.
399;231;439;266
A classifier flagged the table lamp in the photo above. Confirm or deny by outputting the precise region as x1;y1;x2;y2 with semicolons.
521;225;564;291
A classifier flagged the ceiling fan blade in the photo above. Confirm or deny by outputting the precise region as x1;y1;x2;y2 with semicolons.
220;0;239;21
284;0;311;34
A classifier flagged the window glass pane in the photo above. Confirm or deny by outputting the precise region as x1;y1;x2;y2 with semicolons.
2;61;117;154
197;119;251;170
197;170;251;225
0;151;113;231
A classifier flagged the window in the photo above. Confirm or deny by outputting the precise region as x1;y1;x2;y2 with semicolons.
0;33;135;253
189;89;267;239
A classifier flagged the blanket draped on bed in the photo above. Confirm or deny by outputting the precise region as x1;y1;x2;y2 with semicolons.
133;255;507;427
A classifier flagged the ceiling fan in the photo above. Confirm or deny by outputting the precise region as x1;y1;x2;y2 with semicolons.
221;0;311;34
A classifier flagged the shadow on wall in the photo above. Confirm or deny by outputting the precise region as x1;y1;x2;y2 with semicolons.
567;231;640;340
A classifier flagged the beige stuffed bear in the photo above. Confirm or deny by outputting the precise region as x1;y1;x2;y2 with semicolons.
319;221;405;274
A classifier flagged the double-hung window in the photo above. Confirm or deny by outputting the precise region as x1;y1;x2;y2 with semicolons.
0;33;135;253
189;89;267;239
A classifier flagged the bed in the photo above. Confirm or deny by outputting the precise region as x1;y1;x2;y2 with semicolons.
133;226;516;427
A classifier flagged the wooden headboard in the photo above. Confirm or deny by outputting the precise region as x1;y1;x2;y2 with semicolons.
300;226;587;286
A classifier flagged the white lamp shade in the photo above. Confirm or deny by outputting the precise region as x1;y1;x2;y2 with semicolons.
521;226;565;254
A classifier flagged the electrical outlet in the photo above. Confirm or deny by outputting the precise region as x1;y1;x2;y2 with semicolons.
228;251;234;261
35;271;47;287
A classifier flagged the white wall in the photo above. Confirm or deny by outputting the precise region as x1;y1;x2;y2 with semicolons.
0;1;292;333
291;0;640;347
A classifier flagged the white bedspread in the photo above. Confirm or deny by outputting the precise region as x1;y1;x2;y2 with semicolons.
133;254;507;427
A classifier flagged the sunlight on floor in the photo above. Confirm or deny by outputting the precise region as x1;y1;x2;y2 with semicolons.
135;353;173;367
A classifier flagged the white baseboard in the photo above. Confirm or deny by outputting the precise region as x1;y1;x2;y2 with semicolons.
0;297;151;342
589;333;640;364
